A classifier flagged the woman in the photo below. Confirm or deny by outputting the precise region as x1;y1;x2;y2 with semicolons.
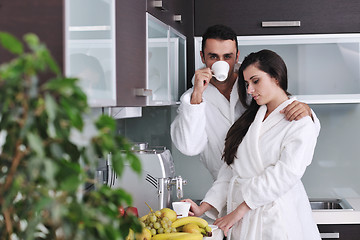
184;50;321;240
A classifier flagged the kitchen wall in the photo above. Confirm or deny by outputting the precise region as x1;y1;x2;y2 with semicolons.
303;104;360;199
116;102;360;201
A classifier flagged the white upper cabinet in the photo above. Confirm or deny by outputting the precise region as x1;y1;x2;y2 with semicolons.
64;0;117;107
195;34;360;104
146;13;186;105
64;3;186;107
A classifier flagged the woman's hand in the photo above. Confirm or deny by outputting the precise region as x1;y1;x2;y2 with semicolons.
181;199;213;217
214;202;250;237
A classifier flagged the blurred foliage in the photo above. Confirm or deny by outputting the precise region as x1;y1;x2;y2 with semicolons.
0;32;142;239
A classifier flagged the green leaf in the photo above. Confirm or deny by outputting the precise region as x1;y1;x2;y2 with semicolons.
27;132;45;157
23;33;40;51
128;153;141;174
34;196;53;212
111;152;125;177
41;49;61;76
45;93;57;120
96;115;116;132
0;32;24;55
60;175;81;192
43;159;58;188
44;77;77;96
57;161;82;192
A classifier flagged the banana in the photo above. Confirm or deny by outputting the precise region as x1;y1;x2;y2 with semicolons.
168;233;203;240
151;233;188;240
171;216;208;229
139;214;149;222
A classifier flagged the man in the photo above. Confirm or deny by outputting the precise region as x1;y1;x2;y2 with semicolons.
171;24;319;180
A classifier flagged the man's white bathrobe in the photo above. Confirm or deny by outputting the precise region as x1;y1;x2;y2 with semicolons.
203;98;321;240
171;80;245;179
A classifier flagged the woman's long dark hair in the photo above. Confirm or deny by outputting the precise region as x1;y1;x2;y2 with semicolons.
222;49;290;165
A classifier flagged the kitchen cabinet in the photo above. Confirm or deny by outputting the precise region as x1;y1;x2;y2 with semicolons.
146;0;193;36
147;0;195;89
194;0;360;36
194;33;360;104
65;0;147;107
147;14;187;105
0;0;63;72
65;0;189;107
318;224;360;240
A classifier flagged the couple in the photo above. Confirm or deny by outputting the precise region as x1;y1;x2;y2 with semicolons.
171;25;321;239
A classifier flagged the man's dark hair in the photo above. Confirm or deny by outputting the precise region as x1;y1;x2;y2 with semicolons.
201;24;238;54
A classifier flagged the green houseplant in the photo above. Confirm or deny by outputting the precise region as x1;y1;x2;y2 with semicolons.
0;32;142;239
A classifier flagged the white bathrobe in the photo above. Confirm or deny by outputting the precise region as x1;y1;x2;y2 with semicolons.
203;98;321;240
170;80;245;179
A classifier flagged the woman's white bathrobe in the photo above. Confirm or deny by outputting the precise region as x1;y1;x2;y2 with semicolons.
171;80;245;179
203;98;321;240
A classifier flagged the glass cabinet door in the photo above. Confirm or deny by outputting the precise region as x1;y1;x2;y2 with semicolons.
195;34;360;104
64;0;116;107
170;27;187;103
147;13;170;105
146;13;187;105
236;34;360;104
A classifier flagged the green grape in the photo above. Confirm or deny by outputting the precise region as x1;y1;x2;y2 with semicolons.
155;210;161;217
146;226;151;230
149;215;157;223
162;216;169;222
171;227;176;233
149;223;154;228
150;229;157;236
164;228;171;233
140;222;146;228
162;222;168;229
154;222;161;229
157;227;164;234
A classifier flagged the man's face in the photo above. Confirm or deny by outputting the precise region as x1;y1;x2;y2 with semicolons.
201;38;239;80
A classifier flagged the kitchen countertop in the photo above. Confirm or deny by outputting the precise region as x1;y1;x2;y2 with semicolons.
312;198;360;225
203;198;360;239
204;228;223;240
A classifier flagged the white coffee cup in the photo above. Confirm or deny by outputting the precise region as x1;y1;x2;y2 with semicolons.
211;61;230;81
172;202;191;218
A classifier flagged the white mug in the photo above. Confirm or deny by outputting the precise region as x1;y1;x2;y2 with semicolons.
211;61;230;81
172;202;191;218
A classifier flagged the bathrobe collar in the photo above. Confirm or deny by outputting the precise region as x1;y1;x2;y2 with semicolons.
203;79;239;123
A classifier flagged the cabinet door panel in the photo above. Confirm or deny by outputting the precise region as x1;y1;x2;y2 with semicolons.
0;0;63;72
194;0;360;36
318;224;360;240
116;0;147;106
146;0;172;28
147;0;194;36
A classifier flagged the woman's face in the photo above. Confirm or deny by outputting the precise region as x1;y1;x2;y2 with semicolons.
243;64;286;108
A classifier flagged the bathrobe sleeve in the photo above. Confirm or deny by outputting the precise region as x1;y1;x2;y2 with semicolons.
170;89;208;156
241;117;318;210
311;109;321;137
202;163;233;219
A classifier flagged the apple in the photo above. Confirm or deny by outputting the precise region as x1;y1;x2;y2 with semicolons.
125;206;139;217
118;206;125;217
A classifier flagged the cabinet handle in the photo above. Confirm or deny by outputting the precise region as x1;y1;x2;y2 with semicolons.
134;88;152;97
174;15;182;23
154;0;166;11
262;21;301;27
320;232;340;239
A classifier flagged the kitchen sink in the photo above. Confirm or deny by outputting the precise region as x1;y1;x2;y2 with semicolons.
309;198;353;211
